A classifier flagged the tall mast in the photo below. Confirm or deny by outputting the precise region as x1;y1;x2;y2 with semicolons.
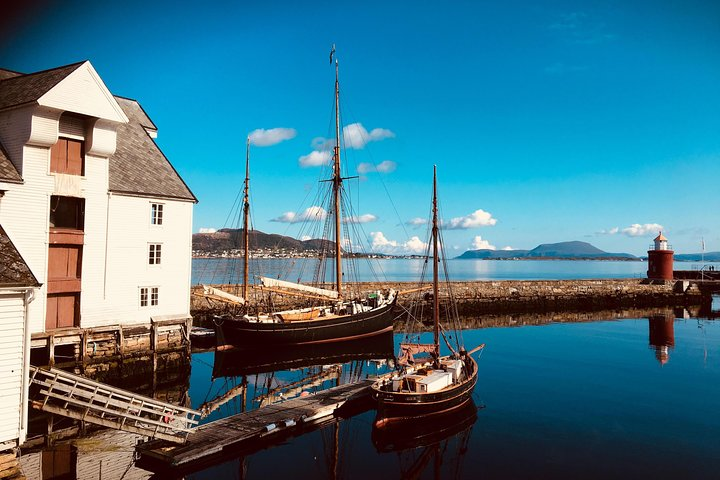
432;165;440;361
332;56;343;297
242;136;250;299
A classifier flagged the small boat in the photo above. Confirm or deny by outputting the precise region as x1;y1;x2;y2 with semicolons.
213;47;397;347
370;166;484;422
190;326;216;349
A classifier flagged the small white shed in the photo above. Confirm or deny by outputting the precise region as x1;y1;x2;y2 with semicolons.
0;224;39;449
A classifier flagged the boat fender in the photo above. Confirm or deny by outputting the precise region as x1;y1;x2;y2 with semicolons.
283;419;296;427
264;423;277;432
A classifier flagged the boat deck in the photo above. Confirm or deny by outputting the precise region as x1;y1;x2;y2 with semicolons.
135;379;374;474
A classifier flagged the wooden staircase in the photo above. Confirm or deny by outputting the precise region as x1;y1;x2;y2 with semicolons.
29;366;200;444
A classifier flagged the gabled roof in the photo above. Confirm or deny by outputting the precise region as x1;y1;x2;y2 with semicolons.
0;69;22;81
0;224;40;288
110;97;196;202
0;141;22;183
0;62;84;111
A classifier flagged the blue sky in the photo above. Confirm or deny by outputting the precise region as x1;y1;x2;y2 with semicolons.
2;0;719;256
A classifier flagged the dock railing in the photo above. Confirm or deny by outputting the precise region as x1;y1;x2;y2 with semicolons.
29;366;200;444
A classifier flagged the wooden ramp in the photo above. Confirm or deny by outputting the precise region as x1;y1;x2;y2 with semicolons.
135;379;373;474
29;366;200;444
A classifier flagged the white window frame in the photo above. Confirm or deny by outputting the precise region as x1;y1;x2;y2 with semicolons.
151;287;159;306
151;202;164;226
140;286;159;307
148;243;162;265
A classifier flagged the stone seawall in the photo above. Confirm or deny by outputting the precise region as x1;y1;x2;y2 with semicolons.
191;279;702;326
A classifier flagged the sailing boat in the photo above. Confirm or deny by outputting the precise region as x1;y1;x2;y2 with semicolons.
214;49;397;347
370;166;484;422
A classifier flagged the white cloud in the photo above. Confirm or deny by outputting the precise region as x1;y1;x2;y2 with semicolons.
198;228;217;234
248;128;297;147
471;236;496;250
298;150;332;167
501;246;514;251
344;214;377;224
343;123;395;149
444;209;497;229
404;236;428;253
599;223;663;237
358;160;397;175
406;217;427;227
271;206;327;223
369;231;428;255
621;223;664;237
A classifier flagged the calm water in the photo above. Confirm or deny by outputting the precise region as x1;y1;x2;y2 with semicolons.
192;257;717;284
183;315;720;479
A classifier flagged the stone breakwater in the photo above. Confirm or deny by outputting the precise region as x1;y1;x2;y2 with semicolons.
191;279;702;325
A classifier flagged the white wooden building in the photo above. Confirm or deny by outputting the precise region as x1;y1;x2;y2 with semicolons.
0;224;40;449
0;61;197;365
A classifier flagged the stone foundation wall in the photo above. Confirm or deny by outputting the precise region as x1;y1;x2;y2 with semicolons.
191;279;702;327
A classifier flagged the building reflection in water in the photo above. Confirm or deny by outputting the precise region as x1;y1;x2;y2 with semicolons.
648;313;675;365
18;352;189;480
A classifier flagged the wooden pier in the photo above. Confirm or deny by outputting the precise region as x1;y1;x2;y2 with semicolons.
135;379;374;474
29;366;200;444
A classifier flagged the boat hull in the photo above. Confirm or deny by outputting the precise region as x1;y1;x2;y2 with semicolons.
371;356;478;422
215;299;396;347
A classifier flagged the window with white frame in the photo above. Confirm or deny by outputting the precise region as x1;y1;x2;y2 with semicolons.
149;244;162;265
140;287;159;307
151;287;159;306
151;203;164;225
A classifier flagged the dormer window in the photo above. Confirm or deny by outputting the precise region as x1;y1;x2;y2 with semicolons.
50;138;84;175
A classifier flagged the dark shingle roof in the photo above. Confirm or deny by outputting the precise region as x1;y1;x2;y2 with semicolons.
0;69;22;80
0;141;22;183
0;62;84;111
110;97;196;202
0;224;40;287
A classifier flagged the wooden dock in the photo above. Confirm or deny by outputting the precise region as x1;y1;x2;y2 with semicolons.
135;379;374;474
29;366;200;444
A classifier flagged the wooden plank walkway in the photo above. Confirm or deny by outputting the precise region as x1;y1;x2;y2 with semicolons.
135;379;373;473
29;366;200;444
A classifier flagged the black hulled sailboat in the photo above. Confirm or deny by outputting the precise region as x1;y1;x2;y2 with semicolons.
213;49;396;348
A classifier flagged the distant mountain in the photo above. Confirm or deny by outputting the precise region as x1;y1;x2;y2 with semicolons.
457;241;637;260
193;228;337;255
457;249;530;259
674;252;720;262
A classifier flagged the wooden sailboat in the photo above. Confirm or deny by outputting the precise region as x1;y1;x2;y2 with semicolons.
370;166;484;422
214;49;397;348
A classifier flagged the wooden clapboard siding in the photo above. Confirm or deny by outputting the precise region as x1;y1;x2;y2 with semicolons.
81;195;193;328
38;63;127;123
0;293;25;445
0;145;54;333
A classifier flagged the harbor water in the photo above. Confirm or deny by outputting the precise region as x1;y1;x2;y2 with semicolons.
192;257;717;285
182;313;720;479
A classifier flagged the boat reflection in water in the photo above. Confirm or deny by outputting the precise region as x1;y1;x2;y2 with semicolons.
212;331;395;378
372;398;478;478
201;332;395;417
648;313;675;365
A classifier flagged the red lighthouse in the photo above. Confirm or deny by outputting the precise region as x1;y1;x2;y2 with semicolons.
647;232;674;280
